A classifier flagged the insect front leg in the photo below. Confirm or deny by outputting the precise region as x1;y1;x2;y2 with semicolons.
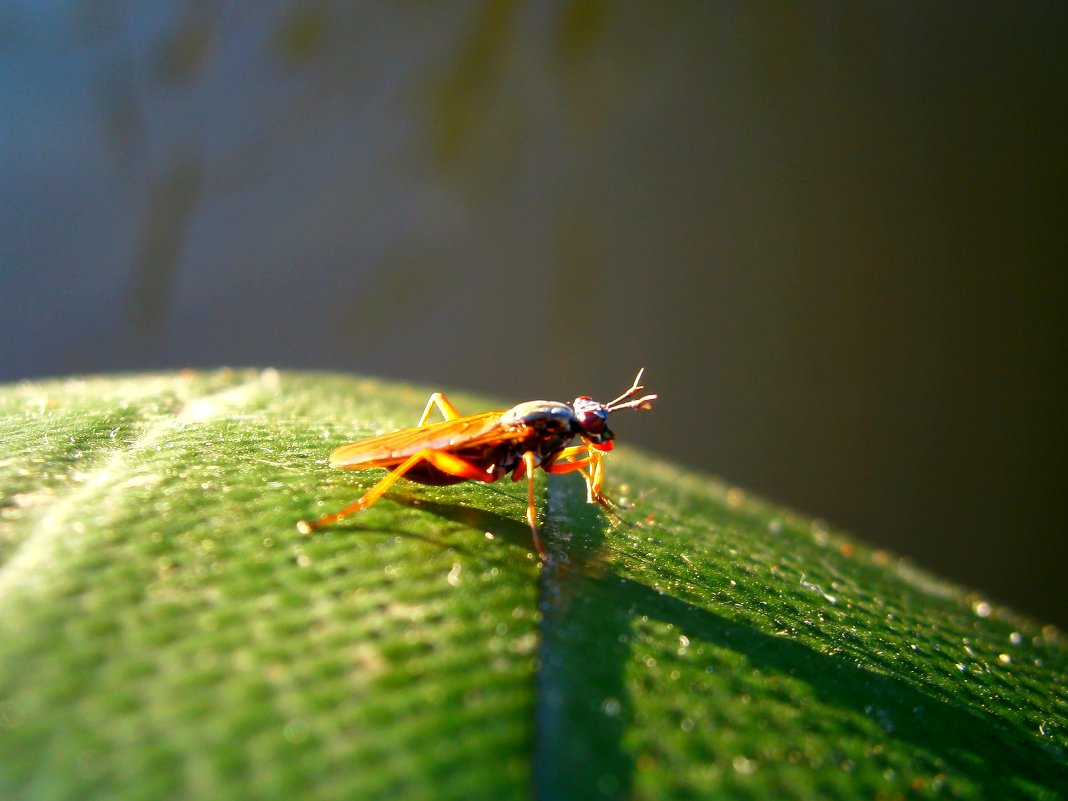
544;448;626;527
582;451;627;517
544;446;605;504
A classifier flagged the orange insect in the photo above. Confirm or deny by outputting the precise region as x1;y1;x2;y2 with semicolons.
297;370;657;556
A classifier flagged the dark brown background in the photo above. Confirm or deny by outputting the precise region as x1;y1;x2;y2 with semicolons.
2;3;1065;624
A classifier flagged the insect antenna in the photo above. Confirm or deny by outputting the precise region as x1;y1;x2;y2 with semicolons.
606;368;658;412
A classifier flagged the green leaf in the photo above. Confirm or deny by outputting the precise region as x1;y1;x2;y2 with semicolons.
1;369;1065;800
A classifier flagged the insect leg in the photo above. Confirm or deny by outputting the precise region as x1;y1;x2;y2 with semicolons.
544;445;595;473
582;453;632;524
544;449;611;506
543;456;594;473
550;443;595;465
417;392;464;425
588;450;606;499
522;451;545;557
544;446;601;495
297;448;491;533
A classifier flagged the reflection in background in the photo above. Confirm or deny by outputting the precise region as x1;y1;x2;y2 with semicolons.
2;3;1066;624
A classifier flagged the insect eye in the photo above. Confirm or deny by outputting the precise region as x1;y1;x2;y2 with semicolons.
572;396;609;435
580;410;606;432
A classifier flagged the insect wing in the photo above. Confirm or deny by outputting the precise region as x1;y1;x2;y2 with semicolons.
328;411;509;469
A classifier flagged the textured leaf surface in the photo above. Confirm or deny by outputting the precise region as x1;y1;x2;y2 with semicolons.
0;370;1065;800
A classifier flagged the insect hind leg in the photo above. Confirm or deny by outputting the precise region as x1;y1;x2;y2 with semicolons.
417;392;463;425
297;448;491;533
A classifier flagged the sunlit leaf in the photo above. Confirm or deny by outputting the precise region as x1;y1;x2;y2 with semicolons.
0;369;1064;800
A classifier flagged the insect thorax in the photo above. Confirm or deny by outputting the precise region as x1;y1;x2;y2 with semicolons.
501;400;576;432
501;400;580;456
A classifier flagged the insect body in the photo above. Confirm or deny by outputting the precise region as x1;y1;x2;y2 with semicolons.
297;370;657;556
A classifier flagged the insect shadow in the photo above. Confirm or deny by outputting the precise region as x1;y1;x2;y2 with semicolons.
310;478;1066;799
389;492;539;555
311;487;539;561
363;483;641;565
529;477;1067;801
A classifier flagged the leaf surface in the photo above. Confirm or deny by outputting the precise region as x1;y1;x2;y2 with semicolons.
0;370;1064;800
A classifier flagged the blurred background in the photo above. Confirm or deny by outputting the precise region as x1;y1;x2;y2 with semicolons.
2;2;1065;625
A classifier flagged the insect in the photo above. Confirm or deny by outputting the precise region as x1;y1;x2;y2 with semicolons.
297;370;657;556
